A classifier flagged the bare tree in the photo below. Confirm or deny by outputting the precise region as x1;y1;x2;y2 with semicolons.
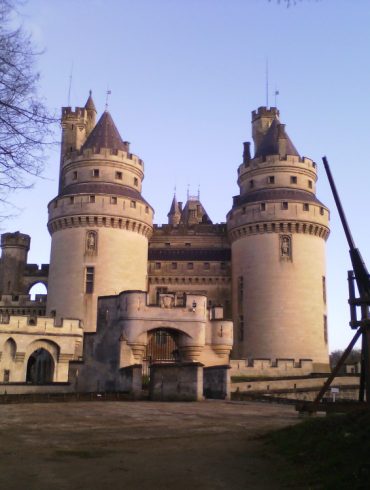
0;0;55;203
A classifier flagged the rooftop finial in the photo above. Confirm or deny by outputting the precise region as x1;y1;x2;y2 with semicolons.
105;88;111;111
274;88;279;107
265;57;269;107
187;184;190;200
198;185;200;200
67;61;74;106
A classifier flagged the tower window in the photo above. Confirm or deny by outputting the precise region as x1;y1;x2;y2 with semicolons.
165;242;170;247
155;262;161;270
130;201;136;208
220;262;226;270
187;262;194;270
268;176;275;184
92;169;99;178
204;262;210;270
303;203;309;211
54;200;58;208
290;176;297;184
134;177;138;186
322;276;326;304
249;180;254;188
145;206;149;214
111;197;117;205
85;267;94;294
323;315;328;344
185;243;191;247
115;171;122;180
320;207;324;216
73;171;78;180
89;195;95;203
69;196;74;204
171;262;177;270
308;180;313;189
281;202;288;210
260;203;266;211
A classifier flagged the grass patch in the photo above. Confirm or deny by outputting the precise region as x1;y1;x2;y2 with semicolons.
266;409;370;489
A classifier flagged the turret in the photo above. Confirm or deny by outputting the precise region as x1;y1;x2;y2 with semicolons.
0;232;30;294
251;106;279;155
167;194;181;225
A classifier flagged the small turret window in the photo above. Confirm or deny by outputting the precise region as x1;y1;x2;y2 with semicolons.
130;200;136;208
85;267;94;294
69;197;74;204
320;207;324;216
134;177;138;186
268;176;275;184
308;180;313;189
171;262;177;270
89;195;95;203
155;262;161;270
93;169;99;178
111;197;117;205
145;206;149;214
260;203;266;211
303;203;309;211
281;202;288;210
187;263;194;270
115;171;122;180
204;262;210;270
290;176;297;184
73;171;78;180
249;180;254;188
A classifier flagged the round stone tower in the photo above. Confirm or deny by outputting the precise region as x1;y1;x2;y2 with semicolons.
0;232;30;294
46;94;153;332
227;107;330;368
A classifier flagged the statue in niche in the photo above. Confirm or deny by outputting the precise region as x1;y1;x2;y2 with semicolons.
281;235;291;258
86;231;97;253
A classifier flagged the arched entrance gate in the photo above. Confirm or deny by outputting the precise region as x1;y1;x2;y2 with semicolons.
142;328;180;377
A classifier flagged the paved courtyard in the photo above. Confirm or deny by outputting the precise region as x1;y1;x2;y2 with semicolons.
0;400;299;489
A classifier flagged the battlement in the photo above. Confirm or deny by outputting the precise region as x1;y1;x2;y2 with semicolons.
61;106;87;118
24;263;49;275
252;106;279;121
0;314;82;333
230;358;316;377
63;147;144;169
0;293;47;305
1;232;30;250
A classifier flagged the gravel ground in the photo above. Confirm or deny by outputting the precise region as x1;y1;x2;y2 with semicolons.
0;400;300;490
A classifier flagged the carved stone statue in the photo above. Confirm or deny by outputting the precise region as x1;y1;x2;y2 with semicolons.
281;235;291;258
86;231;97;252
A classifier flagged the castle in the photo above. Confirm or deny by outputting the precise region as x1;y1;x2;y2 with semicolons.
0;93;330;393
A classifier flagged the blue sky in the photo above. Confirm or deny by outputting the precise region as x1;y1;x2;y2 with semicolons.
5;0;370;351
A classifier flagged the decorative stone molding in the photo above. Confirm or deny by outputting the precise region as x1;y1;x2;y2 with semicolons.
228;220;330;243
48;215;153;238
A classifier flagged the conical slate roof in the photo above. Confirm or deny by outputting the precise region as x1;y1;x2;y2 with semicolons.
255;118;299;158
167;194;180;217
85;91;97;112
82;111;128;152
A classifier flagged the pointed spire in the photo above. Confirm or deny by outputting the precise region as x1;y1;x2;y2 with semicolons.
85;90;97;113
254;117;299;158
81;111;128;152
167;193;181;225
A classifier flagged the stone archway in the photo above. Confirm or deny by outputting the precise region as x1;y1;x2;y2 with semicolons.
26;348;54;384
